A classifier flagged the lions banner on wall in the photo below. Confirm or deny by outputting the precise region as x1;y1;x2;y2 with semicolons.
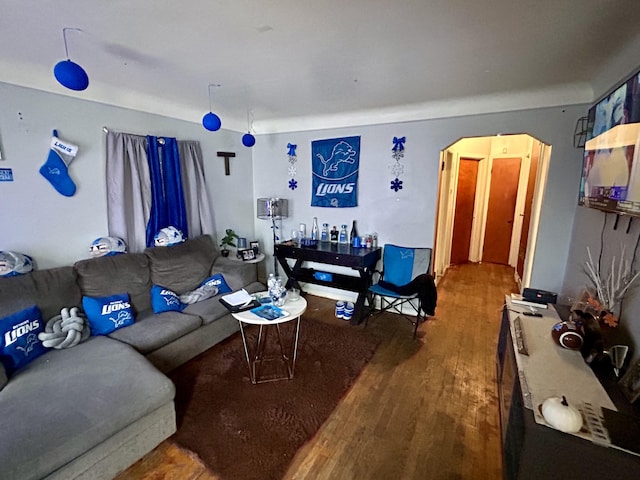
311;136;360;207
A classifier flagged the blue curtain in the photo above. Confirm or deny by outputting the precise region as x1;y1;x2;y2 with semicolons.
145;136;188;247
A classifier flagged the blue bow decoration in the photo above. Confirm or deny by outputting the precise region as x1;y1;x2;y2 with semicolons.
287;143;297;156
392;136;406;152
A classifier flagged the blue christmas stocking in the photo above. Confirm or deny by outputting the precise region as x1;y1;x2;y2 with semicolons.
39;130;78;197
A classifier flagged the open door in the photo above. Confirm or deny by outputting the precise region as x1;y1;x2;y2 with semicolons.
516;140;541;278
433;150;456;281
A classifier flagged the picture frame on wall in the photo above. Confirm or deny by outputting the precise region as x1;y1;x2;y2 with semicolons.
250;241;260;254
240;248;256;262
619;360;640;403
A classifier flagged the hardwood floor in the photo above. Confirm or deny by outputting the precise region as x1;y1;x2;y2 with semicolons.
116;262;517;480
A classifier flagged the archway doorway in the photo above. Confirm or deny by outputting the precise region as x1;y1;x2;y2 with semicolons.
433;134;551;288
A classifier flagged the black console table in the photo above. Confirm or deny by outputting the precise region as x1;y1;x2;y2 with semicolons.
497;299;640;479
274;242;381;325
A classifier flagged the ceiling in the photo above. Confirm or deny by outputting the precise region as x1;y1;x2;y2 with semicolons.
2;0;640;133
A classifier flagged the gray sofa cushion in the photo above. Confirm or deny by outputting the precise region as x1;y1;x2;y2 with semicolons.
108;310;202;354
145;234;219;294
211;256;259;291
0;267;81;320
0;336;174;480
183;280;265;325
74;253;152;313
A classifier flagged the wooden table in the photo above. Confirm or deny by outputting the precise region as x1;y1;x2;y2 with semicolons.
274;242;381;325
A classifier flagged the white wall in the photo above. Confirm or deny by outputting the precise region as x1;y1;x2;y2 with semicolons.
562;206;640;362
253;105;588;295
0;81;589;306
0;82;255;269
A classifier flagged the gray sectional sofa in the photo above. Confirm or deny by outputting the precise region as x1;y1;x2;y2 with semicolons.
0;234;264;480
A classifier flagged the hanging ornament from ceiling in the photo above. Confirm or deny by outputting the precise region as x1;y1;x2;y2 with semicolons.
287;143;298;190
53;28;89;91
390;136;406;192
202;84;222;131
242;109;256;147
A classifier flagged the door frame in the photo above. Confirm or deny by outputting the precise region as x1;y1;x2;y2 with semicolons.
433;134;551;289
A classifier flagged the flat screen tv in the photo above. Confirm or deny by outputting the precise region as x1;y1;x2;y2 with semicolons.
579;66;640;215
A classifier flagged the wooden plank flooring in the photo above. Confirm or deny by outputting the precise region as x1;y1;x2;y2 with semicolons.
116;262;517;480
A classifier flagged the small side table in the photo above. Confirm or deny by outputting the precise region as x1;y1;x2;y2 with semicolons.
232;294;307;384
229;252;266;264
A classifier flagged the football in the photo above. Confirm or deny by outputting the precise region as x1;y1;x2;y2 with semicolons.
551;321;584;350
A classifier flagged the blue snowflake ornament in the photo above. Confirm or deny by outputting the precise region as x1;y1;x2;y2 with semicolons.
390;178;403;192
286;142;298;190
389;136;406;194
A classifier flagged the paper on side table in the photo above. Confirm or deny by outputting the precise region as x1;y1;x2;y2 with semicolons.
221;289;253;306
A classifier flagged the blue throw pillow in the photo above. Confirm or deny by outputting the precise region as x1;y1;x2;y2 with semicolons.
151;285;186;313
200;273;232;294
0;305;47;374
82;293;135;336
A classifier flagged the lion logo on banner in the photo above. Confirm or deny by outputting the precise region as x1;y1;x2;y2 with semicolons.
316;141;357;176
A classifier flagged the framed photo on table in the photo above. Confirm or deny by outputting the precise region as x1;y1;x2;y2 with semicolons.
620;360;640;403
239;248;256;261
250;241;260;254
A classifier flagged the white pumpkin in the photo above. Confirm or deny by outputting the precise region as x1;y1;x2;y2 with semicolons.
541;396;583;433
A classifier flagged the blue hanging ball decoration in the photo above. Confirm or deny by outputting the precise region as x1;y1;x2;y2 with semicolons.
53;59;89;91
242;132;256;147
202;112;222;131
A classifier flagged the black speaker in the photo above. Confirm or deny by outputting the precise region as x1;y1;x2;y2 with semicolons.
522;288;557;304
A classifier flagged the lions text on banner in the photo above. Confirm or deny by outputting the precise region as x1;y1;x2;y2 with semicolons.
311;136;360;208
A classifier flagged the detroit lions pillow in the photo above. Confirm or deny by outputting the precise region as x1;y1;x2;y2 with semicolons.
151;285;186;313
82;293;135;336
0;305;47;374
200;273;232;295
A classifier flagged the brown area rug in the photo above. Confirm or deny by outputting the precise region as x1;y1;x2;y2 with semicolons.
169;316;380;480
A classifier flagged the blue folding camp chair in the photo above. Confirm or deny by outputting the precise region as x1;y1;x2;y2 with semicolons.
365;244;433;338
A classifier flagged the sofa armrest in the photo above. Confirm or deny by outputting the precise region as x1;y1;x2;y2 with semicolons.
211;257;258;291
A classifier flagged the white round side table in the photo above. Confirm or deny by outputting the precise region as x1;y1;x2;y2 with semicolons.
232;294;307;384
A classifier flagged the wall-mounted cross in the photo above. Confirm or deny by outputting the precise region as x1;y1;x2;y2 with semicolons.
217;151;236;176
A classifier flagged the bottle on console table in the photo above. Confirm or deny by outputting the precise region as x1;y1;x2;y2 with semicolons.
311;217;319;241
330;226;339;243
339;224;348;244
350;220;358;246
321;223;329;242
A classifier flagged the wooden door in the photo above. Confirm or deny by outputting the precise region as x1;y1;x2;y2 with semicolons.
451;158;479;264
483;158;521;265
517;143;540;276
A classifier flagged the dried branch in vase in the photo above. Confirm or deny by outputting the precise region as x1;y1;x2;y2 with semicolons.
583;246;640;326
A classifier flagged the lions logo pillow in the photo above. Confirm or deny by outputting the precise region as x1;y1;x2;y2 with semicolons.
82;293;135;336
0;305;47;374
200;273;232;294
151;285;186;313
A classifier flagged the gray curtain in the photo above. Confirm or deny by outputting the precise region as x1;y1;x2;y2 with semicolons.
178;140;215;238
105;132;214;253
106;132;151;253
